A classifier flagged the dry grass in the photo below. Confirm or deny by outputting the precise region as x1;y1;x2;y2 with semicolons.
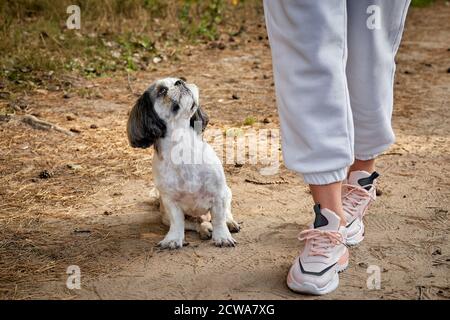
0;108;145;298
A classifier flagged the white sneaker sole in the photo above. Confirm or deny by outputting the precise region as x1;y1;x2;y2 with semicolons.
286;255;349;296
287;273;340;295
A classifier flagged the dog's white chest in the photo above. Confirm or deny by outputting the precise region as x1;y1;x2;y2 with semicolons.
153;155;223;216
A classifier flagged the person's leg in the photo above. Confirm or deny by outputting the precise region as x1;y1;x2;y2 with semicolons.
310;182;345;226
264;0;350;295
346;0;411;167
263;0;353;223
343;0;411;246
349;159;375;174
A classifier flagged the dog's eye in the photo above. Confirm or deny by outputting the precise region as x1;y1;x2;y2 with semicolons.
172;103;180;113
157;86;168;97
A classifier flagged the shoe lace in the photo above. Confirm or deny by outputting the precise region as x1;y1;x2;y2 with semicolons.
342;184;375;219
298;229;345;258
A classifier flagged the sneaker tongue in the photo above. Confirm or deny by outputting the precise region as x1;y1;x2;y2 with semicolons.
313;204;341;231
348;171;379;190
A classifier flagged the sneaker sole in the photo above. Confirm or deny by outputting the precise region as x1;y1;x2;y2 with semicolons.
287;272;339;295
286;249;349;295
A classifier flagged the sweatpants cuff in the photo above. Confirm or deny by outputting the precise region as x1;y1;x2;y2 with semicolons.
302;167;347;185
355;140;395;161
355;153;380;161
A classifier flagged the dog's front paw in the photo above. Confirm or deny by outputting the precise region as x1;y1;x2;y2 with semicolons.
158;235;185;250
212;228;237;247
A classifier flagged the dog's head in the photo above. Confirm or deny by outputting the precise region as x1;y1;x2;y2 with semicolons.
127;77;209;149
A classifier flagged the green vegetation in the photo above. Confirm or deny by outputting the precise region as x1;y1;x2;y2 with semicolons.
243;116;256;126
0;0;255;94
411;0;434;7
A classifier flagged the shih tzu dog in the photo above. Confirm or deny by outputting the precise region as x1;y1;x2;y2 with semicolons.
127;78;240;249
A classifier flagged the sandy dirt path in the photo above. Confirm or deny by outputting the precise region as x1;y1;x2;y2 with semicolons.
0;3;449;300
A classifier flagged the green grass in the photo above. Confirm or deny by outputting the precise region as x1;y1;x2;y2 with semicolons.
411;0;434;7
0;0;256;95
243;116;256;126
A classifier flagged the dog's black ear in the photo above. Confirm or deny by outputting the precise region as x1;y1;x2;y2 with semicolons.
190;105;209;134
127;90;166;148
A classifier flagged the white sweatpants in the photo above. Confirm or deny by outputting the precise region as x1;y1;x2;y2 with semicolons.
264;0;410;185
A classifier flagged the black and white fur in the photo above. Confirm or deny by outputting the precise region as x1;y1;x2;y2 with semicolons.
127;78;239;249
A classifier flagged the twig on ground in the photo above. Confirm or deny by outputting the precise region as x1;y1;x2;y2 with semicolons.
244;177;288;185
21;114;74;136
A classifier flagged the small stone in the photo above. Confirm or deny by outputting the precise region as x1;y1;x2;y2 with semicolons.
73;228;91;234
70;128;81;133
47;85;60;92
432;248;442;256
111;50;121;58
90;124;98;129
67;164;82;171
0;114;11;122
66;115;76;121
0;91;10;99
358;262;369;268
376;188;383;196
232;93;240;100
36;89;48;95
263;118;271;124
84;67;96;74
38;170;52;179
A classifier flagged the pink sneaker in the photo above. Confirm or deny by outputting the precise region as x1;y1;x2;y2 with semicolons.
287;205;349;295
342;171;378;246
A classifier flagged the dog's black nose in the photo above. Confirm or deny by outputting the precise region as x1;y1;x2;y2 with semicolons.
174;80;184;86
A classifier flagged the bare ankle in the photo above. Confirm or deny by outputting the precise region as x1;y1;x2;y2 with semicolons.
349;159;375;175
309;182;346;225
